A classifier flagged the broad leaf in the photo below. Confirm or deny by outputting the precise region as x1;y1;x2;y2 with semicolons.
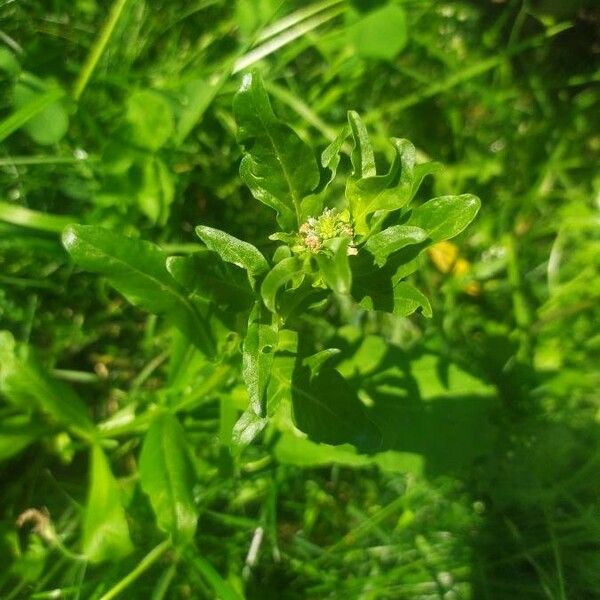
261;256;302;313
304;122;356;216
0;331;95;439
126;89;173;151
231;408;267;450
291;359;382;453
392;282;432;318
315;237;352;294
196;225;268;278
348;110;376;180
365;225;427;267
243;303;279;416
82;445;133;563
303;348;341;378
233;71;320;230
312;123;350;197
409;194;481;242
12;77;68;145
62;225;214;357
166;251;253;312
347;133;416;235
348;4;408;60
136;156;175;225
351;243;426;315
139;412;198;542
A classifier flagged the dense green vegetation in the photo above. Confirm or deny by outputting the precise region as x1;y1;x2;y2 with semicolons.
1;1;598;598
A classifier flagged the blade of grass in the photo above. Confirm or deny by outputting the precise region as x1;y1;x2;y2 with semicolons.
184;549;244;600
0;201;75;233
0;155;91;166
97;539;171;600
257;0;343;42
267;81;339;143
72;0;132;101
233;6;345;74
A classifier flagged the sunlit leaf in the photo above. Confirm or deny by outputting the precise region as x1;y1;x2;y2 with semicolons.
233;70;320;230
243;303;279;416
365;225;427;267
196;225;269;278
409;194;481;242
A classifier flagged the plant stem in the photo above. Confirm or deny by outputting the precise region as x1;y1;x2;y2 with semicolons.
98;539;171;600
73;0;131;101
503;233;533;363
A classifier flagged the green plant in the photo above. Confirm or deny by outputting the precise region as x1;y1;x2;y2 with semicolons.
62;70;480;450
0;70;479;585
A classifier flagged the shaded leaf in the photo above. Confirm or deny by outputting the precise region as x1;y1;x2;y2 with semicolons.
291;359;382;453
62;225;214;357
139;413;198;542
392;282;432;318
82;445;133;563
315;237;352;294
0;331;95;439
126;89;173;151
351;243;426;315
166;251;253;312
303;348;341;378
261;256;302;313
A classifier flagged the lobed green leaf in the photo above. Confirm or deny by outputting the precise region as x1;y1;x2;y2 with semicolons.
233;71;320;230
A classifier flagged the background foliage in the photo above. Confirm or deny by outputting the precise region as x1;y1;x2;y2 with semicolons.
0;0;599;598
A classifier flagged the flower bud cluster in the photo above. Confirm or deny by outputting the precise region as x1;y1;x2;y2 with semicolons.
299;208;357;255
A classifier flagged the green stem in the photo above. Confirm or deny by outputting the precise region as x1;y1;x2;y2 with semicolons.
98;539;171;600
73;0;131;101
503;233;533;363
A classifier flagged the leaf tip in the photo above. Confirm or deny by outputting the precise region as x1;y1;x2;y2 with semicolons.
61;224;78;252
240;71;253;92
